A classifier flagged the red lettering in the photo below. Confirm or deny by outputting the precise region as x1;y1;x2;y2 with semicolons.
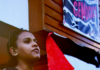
81;3;85;20
78;2;81;18
85;5;88;21
88;6;90;19
90;7;93;19
73;1;97;22
92;7;95;19
73;1;78;16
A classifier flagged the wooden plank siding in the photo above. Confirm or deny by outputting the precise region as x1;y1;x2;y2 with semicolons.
44;0;63;14
45;6;62;22
29;0;44;32
53;0;63;6
28;0;100;70
44;0;100;51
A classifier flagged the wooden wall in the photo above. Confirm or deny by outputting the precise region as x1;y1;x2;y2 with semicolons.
29;0;100;51
44;0;100;51
25;0;100;70
29;0;100;69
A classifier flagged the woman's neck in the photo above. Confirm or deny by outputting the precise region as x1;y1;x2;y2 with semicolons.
15;59;34;70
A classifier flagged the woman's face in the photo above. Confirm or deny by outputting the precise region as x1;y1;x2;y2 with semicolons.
16;31;40;61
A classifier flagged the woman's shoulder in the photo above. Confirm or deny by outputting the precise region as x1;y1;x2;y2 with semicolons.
3;67;18;70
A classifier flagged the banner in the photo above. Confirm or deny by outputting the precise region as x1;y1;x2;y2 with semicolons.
63;0;100;43
46;33;100;70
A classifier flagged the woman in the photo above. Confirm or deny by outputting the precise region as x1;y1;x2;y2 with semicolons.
4;29;40;70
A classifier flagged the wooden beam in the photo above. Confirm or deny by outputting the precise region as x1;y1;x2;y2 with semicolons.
29;0;44;32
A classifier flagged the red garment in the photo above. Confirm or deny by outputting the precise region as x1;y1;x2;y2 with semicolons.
46;32;74;70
